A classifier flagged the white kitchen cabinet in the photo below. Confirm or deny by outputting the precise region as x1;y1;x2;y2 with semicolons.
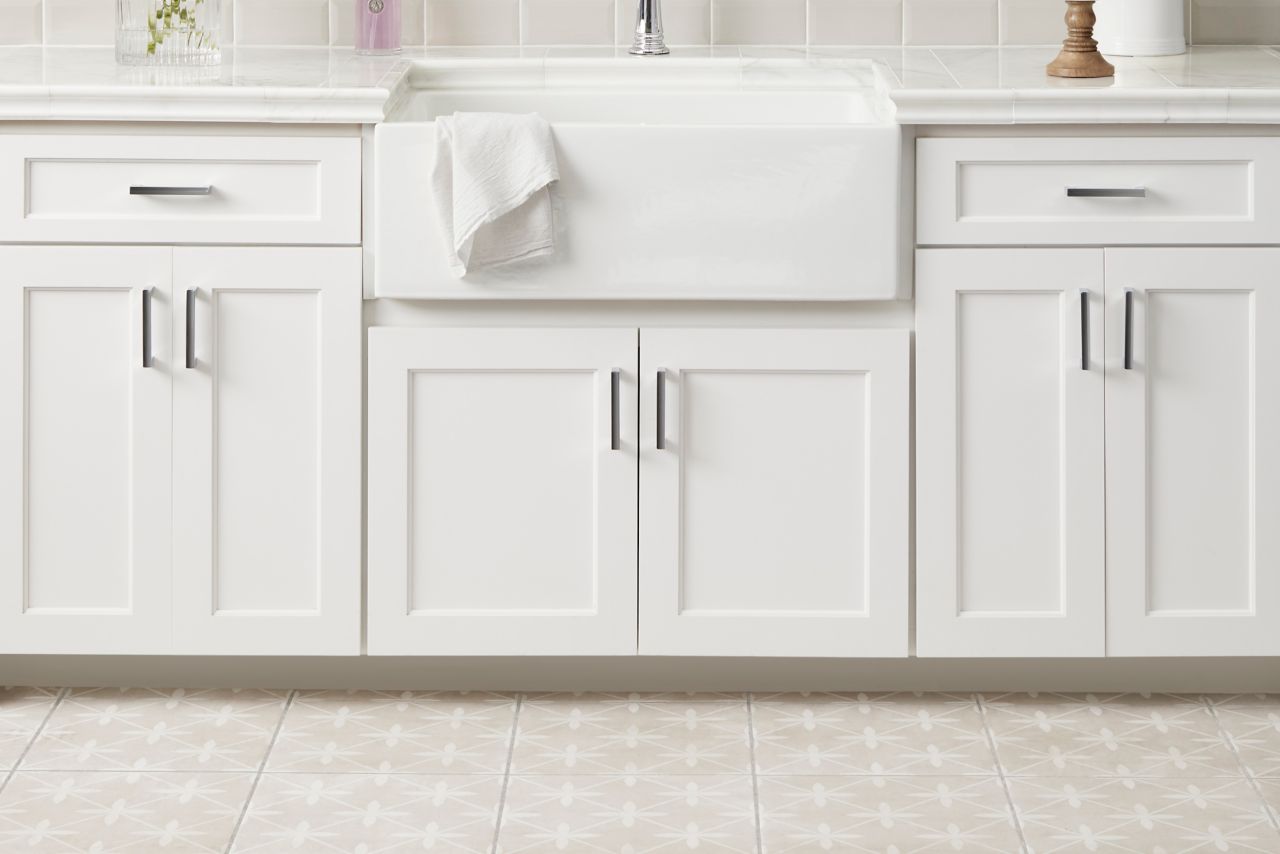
638;329;910;657
367;328;639;656
916;249;1106;658
171;248;362;655
1105;248;1280;656
0;247;173;653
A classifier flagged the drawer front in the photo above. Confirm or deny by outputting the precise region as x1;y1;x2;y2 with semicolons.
918;137;1280;246
0;134;360;245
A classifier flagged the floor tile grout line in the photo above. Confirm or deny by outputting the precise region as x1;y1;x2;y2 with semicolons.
1201;695;1280;834
223;688;295;854
0;687;67;794
489;694;523;854
745;693;763;854
975;694;1031;854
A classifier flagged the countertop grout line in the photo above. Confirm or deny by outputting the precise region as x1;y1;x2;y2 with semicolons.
975;693;1032;854
489;694;523;854
0;687;67;794
1202;695;1280;836
745;693;764;854
223;688;295;854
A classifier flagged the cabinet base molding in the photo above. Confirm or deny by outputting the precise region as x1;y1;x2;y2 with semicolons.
2;657;1278;694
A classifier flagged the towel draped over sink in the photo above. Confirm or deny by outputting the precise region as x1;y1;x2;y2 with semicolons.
429;111;560;277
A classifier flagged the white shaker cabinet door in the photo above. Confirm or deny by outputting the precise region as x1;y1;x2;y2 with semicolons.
916;249;1106;657
367;328;639;655
0;247;172;653
638;329;909;657
1105;249;1280;656
171;248;362;655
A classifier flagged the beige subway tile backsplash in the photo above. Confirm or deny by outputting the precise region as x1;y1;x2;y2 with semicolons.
0;0;41;44
427;0;518;44
905;0;997;44
43;0;112;43
522;0;615;44
713;0;806;44
2;0;1264;50
809;0;902;45
1191;0;1280;44
236;0;330;44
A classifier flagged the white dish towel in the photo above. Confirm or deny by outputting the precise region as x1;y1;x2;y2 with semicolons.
430;111;560;277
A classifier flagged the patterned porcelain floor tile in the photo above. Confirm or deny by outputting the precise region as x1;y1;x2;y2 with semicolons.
0;770;254;852
752;692;997;776
522;692;745;703
757;774;1021;853
22;688;288;772
511;698;751;775
983;693;1240;778
497;774;756;853
1009;776;1280;853
231;772;501;853
1254;778;1280;827
1207;695;1280;779
266;690;517;774
0;688;60;770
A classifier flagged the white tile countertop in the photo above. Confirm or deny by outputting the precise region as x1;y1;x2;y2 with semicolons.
4;44;1280;124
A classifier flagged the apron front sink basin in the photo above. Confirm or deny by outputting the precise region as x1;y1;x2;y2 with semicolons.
372;56;904;300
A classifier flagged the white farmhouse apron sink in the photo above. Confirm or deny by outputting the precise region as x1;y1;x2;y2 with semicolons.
372;57;904;300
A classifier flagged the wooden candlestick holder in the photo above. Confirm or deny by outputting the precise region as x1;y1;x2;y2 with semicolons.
1047;0;1114;78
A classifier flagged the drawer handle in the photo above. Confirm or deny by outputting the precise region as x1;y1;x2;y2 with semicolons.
141;288;153;369
610;369;621;451
656;368;667;450
1066;186;1146;198
185;288;197;370
129;185;213;196
1079;289;1089;371
1123;288;1134;370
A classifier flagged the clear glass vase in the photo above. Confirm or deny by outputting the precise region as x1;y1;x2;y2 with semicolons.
116;0;221;66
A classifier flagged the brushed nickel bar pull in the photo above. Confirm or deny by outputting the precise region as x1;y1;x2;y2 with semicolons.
130;185;212;196
185;289;196;370
1123;288;1134;370
1066;186;1146;198
1079;289;1089;371
141;288;153;369
656;368;667;450
610;369;621;451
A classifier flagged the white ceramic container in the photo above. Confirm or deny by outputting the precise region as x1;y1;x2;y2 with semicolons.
1095;0;1186;57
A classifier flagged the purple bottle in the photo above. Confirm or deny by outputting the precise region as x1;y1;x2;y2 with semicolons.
356;0;401;54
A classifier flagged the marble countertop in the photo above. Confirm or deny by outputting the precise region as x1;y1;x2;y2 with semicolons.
3;44;1280;124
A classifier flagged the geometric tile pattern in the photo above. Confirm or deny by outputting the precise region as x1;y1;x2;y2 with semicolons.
22;688;289;773
266;690;517;774
0;689;1274;853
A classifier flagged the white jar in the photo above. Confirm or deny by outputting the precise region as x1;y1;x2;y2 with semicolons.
1094;0;1185;56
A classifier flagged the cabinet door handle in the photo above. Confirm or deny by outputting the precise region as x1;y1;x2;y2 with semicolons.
129;185;212;196
141;287;153;368
185;288;196;369
1079;289;1089;371
1066;186;1146;198
656;368;667;450
1123;288;1134;370
610;369;621;451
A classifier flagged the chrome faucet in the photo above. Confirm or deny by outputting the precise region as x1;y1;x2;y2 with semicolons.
629;0;668;55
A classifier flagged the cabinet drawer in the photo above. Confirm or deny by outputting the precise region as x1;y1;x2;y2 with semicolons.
0;134;360;245
918;137;1280;246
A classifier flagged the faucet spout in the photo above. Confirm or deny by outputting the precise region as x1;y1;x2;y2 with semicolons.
629;0;669;55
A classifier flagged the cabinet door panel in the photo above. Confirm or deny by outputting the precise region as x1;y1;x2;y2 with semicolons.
916;249;1105;657
1106;248;1280;655
639;329;908;657
368;328;638;655
0;247;171;653
172;248;361;655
